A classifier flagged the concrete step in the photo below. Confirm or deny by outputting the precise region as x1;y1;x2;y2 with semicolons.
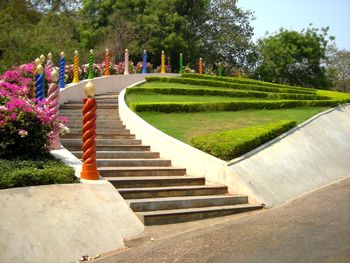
64;116;121;121
67;128;129;134
63;134;135;139
118;185;227;199
67;99;118;104
95;159;171;167
137;204;263;225
127;195;249;212
108;176;205;188
67;120;124;125
71;151;158;159
60;104;118;109
64;129;130;135
67;124;126;129
61;138;142;146
99;167;186;177
64;145;150;151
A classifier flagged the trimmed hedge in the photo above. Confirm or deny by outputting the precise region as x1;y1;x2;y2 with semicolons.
145;77;315;95
182;73;315;92
127;86;329;101
0;156;78;189
130;100;344;113
190;120;297;161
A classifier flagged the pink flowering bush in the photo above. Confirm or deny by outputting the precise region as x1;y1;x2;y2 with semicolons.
0;62;67;158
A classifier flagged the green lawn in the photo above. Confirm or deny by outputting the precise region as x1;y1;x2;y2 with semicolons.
317;89;350;100
137;107;328;143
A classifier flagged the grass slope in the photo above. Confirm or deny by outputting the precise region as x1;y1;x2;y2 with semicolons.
136;108;327;143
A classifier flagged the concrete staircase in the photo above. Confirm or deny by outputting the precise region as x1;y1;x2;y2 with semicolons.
60;93;262;225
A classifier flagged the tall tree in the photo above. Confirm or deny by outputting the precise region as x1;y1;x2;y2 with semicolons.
326;45;350;92
255;26;334;89
199;0;256;71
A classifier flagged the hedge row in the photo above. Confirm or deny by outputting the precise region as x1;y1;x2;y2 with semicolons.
190;120;297;161
182;73;314;93
130;100;344;113
145;77;315;95
0;157;78;189
127;86;328;101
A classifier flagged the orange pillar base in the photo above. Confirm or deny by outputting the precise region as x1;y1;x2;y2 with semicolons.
81;163;100;180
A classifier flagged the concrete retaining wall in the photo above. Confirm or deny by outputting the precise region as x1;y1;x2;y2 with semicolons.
0;182;144;263
228;105;350;206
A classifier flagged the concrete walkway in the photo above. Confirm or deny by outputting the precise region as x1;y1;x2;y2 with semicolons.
96;178;350;263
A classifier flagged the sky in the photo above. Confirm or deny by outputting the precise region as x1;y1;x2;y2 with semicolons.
238;0;350;50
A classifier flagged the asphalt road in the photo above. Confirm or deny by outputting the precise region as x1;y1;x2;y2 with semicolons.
98;178;350;263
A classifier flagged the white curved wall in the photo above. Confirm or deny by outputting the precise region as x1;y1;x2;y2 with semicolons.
228;105;350;206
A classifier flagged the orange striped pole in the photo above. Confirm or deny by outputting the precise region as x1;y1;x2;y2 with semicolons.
104;48;110;76
198;58;203;75
80;81;99;180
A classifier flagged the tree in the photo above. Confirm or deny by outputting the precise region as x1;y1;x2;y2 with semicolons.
255;26;334;89
326;45;350;92
199;0;256;71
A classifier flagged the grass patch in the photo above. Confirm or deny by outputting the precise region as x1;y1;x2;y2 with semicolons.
136;107;328;143
191;120;297;161
0;155;78;189
317;90;350;100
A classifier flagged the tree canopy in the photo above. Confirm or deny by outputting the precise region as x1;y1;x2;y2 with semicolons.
255;27;335;89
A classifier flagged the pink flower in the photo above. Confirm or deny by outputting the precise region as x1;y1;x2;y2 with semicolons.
18;129;28;137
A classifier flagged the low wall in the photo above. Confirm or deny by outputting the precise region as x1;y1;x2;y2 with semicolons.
228;105;350;206
60;73;175;105
118;87;260;203
0;182;144;263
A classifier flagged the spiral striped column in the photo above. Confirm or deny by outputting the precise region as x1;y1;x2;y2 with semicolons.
45;52;54;74
73;50;80;83
198;58;203;75
179;53;183;74
104;49;110;76
48;68;60;150
124;49;129;75
81;82;99;180
35;65;44;101
88;49;94;79
142;50;148;74
218;62;222;76
58;52;65;89
161;50;166;74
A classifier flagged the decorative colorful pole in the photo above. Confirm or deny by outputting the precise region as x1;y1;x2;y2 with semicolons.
46;52;54;73
161;50;166;74
58;52;65;89
73;50;80;83
179;53;183;74
124;49;129;75
218;62;222;77
81;81;99;180
142;50;148;74
34;58;41;74
104;48;110;76
198;58;203;75
40;54;46;66
88;49;94;79
35;64;45;101
48;68;60;150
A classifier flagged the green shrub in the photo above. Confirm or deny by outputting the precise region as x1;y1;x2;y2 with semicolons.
130;100;344;113
190;120;297;161
0;156;78;189
182;73;314;92
127;86;328;100
145;77;315;95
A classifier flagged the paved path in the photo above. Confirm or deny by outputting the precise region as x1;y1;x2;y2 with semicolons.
97;178;350;263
